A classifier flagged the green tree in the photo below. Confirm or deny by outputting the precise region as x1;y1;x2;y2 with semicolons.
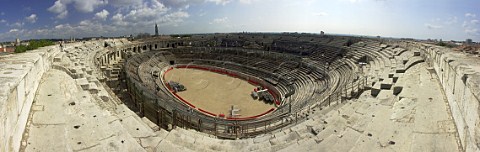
14;45;28;53
15;40;55;53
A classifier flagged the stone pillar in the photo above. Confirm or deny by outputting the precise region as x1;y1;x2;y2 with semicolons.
103;55;107;66
110;53;114;63
108;54;111;65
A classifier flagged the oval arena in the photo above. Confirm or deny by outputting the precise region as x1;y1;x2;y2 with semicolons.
163;66;277;119
1;33;479;151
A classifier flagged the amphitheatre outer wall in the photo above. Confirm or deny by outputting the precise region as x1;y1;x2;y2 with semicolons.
0;45;61;152
396;41;480;152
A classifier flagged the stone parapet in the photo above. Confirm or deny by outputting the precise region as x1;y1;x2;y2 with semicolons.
0;45;61;152
399;41;480;152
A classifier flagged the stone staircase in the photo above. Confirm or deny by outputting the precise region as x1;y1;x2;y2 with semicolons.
369;47;424;97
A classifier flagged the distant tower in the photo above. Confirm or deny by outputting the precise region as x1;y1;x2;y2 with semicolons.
155;23;159;36
15;38;20;46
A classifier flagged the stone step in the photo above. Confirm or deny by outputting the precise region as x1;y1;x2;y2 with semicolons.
54;52;66;62
88;83;99;94
75;78;89;90
405;56;425;71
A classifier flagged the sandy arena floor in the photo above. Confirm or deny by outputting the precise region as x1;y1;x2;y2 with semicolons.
164;68;275;118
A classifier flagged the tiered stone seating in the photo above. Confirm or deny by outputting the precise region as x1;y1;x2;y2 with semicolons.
347;41;425;97
66;35;438;151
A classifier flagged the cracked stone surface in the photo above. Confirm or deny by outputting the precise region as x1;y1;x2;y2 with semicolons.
22;70;146;152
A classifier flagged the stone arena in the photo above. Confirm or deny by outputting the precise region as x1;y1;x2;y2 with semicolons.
1;33;479;152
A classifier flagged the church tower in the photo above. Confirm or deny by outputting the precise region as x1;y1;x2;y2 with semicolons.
155;23;159;36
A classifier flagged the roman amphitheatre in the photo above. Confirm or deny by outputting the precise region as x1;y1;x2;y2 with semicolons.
1;33;479;152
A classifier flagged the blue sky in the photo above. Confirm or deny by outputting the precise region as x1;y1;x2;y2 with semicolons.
0;0;479;42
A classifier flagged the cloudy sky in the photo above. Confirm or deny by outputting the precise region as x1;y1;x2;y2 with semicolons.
0;0;479;42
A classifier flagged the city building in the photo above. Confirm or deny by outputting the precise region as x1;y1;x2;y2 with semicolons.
466;39;473;44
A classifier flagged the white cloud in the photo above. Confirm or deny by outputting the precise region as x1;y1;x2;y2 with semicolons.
120;1;169;23
209;17;228;24
111;13;126;26
207;0;232;5
462;19;480;36
48;0;67;14
79;20;92;26
444;16;457;25
465;13;476;18
160;0;194;9
199;12;206;17
26;14;38;23
424;23;442;29
55;24;70;29
313;12;328;16
471;20;479;24
463;21;469;27
49;22;115;38
57;10;69;19
110;0;143;8
48;0;69;19
9;22;24;27
74;0;108;13
0;19;6;23
239;0;256;4
108;0;190;28
162;11;190;26
48;0;108;18
136;0;234;10
465;28;479;36
9;29;20;32
0;12;5;16
95;9;109;20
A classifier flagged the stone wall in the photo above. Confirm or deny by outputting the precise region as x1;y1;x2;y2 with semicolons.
0;45;61;152
401;41;480;152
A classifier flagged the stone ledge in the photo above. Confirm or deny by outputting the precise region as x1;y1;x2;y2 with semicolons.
0;45;61;152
